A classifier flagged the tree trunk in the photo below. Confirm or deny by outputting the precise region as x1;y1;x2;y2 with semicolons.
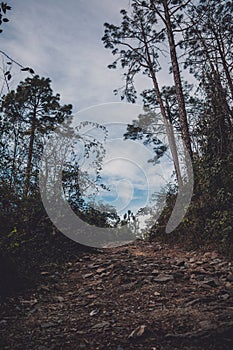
151;70;183;188
162;0;193;160
140;20;183;187
193;26;233;128
10;127;18;189
23;107;37;197
214;32;233;100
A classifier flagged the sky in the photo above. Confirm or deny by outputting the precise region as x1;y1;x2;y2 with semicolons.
69;103;175;217
2;0;141;110
1;0;180;228
1;0;175;110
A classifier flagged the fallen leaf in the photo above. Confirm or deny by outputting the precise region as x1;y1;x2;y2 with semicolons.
90;309;99;316
128;325;147;339
91;321;110;330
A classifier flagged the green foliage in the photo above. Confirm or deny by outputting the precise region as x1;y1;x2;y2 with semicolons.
0;75;73;196
1;0;233;298
124;109;168;165
131;0;233;257
151;105;233;256
102;1;162;102
0;74;118;281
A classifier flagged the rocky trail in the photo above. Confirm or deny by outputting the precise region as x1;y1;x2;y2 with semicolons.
1;240;233;350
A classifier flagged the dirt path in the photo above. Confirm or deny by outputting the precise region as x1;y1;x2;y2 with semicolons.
1;240;233;349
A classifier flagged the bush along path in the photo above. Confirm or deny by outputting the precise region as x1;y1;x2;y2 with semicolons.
1;239;233;350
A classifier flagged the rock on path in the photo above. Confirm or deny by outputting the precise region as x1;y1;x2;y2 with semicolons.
1;240;233;349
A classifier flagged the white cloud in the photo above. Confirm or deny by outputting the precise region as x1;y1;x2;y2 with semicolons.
2;0;174;112
2;0;138;110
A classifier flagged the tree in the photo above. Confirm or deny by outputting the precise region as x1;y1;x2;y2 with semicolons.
142;82;202;156
104;1;232;252
103;0;194;160
0;74;117;246
149;0;233;252
124;108;168;165
0;76;73;197
148;0;193;158
183;0;233;126
102;1;185;187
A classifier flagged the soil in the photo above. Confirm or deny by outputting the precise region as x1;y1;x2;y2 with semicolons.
0;239;233;349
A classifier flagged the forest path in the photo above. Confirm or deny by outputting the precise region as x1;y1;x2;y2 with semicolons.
1;240;233;349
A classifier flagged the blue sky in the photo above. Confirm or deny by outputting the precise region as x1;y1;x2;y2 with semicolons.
1;1;178;224
70;103;175;219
